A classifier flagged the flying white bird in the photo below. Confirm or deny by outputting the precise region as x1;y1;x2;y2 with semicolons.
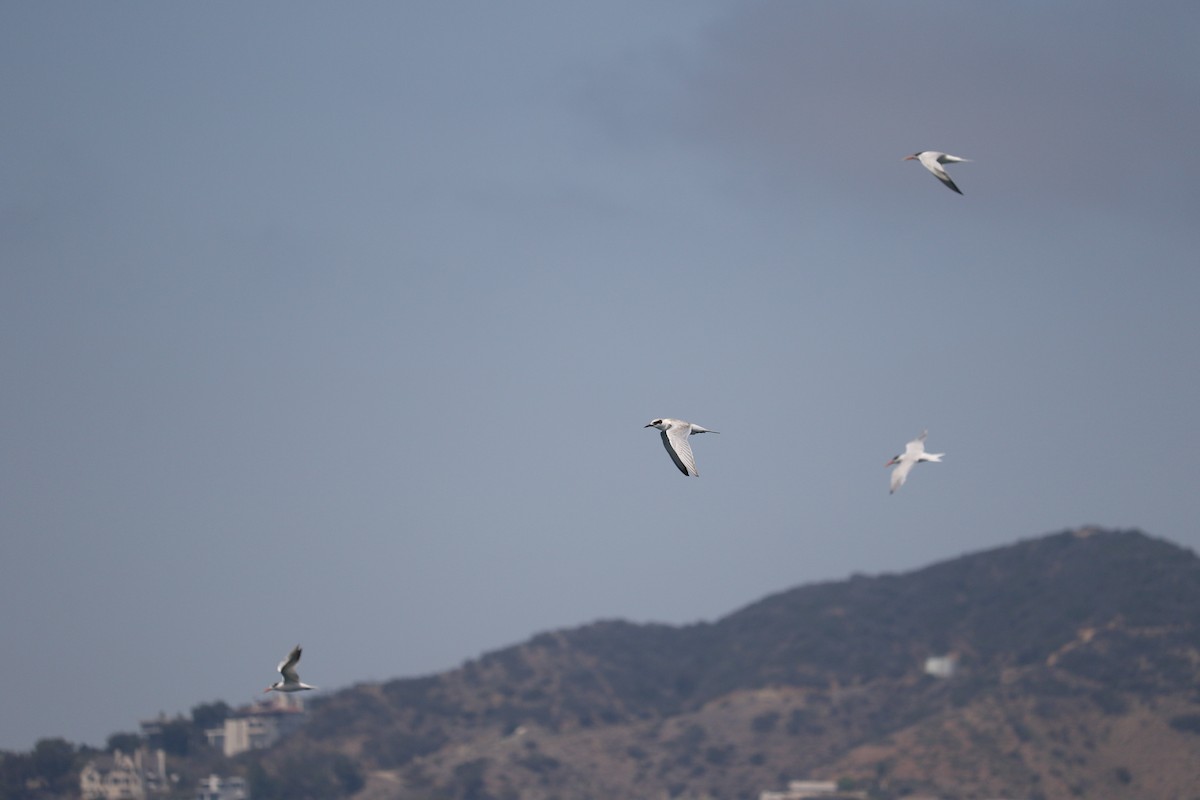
644;418;718;476
264;645;317;693
886;430;944;494
904;151;971;194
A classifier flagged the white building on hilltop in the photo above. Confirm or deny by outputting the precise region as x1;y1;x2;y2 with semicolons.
204;695;307;757
760;780;866;800
80;748;168;800
923;653;959;679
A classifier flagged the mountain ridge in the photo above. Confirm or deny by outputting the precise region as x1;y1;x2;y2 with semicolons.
255;527;1200;800
10;527;1197;800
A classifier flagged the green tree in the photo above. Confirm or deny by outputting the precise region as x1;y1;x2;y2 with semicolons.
0;751;34;800
31;739;75;782
105;732;142;753
191;701;231;731
156;720;194;757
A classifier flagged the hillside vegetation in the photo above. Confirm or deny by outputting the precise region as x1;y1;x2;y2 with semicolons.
7;528;1200;800
270;528;1200;799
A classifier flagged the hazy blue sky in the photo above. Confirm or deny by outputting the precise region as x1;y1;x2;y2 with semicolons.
2;2;1198;750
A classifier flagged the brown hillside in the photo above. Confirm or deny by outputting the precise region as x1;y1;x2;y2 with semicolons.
243;528;1200;799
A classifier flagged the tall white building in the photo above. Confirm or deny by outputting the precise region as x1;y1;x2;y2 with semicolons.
204;695;307;758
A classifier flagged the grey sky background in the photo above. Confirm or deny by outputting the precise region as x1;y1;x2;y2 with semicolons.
2;2;1198;750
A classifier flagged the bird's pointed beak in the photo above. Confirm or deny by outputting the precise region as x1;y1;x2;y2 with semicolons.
644;423;654;428
263;687;274;693
903;155;916;160
885;458;897;466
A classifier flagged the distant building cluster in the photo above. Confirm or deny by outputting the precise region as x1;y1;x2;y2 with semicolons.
78;696;306;799
204;694;307;757
79;748;168;800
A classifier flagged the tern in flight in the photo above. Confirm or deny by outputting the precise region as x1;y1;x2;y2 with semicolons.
904;151;970;194
264;645;317;693
886;430;944;494
644;418;718;476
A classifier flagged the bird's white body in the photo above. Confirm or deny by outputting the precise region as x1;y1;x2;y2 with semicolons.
644;418;718;476
886;430;944;493
264;645;317;693
905;151;971;194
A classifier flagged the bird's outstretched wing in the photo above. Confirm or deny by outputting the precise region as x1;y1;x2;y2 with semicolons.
930;165;962;194
890;458;915;493
918;153;964;194
662;426;698;476
278;645;302;682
